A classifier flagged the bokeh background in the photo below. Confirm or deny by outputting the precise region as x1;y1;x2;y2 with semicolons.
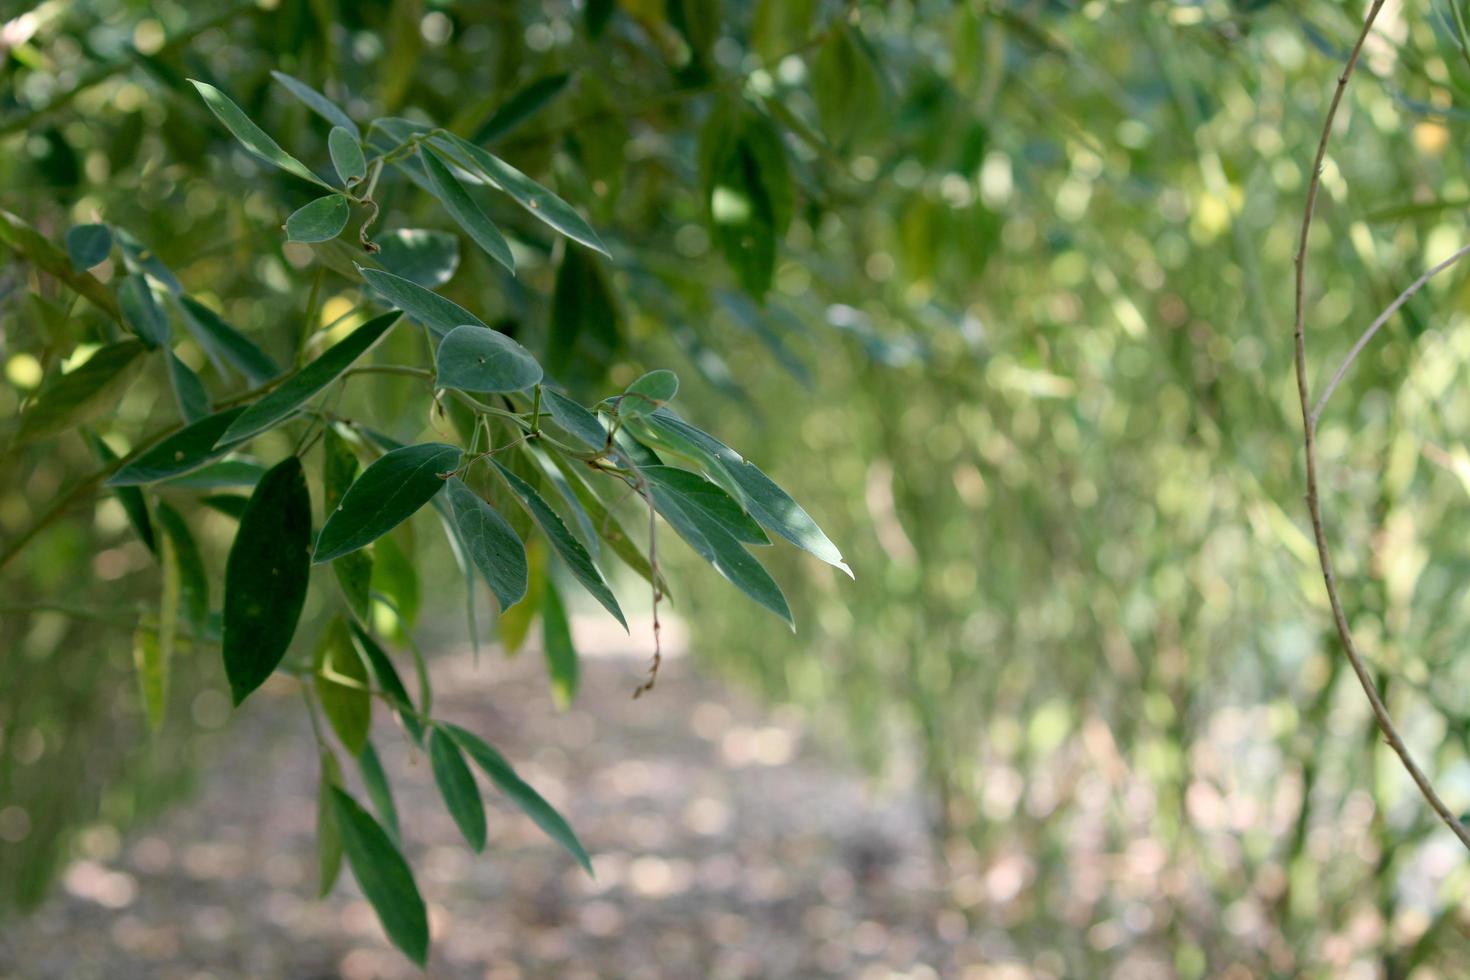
5;0;1470;976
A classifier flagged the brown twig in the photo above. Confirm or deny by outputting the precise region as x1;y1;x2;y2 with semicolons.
1292;0;1470;850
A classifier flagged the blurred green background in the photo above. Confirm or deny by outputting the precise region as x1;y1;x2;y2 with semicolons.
6;0;1470;975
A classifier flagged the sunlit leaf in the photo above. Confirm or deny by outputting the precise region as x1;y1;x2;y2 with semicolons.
17;340;147;445
315;616;371;754
644;465;767;544
132;628;166;733
315;443;461;562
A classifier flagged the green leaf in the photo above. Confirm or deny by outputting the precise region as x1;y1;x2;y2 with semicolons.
118;274;171;347
177;296;280;385
315;443;461;562
752;0;817;62
315;616;371;754
436;324;542;392
329;788;430;967
357;264;485;336
498;540;544;655
328;126;366;185
540;577;578;708
700;104;791;297
443;722;593;873
492;461;626;630
132;628;166;733
548;246;620;379
219;310;402;445
431;132;610;256
316;749;344;896
420;146;514;272
17;340;148;444
66;223;112;270
541;389;607;453
114;227;183;295
85;431;154;553
155;502;210;630
286;195;350;244
644;465;767;544
357;740;400;840
0;209;119;320
201;494;249;520
371;531;421;629
429;726;487;852
547;453;669;595
618;369;678;420
445;477;527;611
167;352;210;423
159;459;265;490
222;456;313;705
471;72;571;144
189;79;333;189
351;624;423;744
810;26;885;149
373;229;459;287
270;70;360;139
323;427;374;621
108;406;247;486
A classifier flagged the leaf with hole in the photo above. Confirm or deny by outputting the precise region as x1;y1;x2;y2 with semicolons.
329;788;429;966
286;194;350;243
315;443;461;562
436;324;542;393
429;726;486;852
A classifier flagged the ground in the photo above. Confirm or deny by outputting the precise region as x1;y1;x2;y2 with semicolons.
0;624;976;979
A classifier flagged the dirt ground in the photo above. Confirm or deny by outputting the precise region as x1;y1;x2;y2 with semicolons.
0;629;983;980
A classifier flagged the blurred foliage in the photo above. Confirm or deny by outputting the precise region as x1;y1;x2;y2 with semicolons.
8;0;1470;974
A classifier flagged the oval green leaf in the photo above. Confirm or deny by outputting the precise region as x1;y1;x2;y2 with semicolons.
329;787;429;967
108;406;247;486
118;273;170;347
541;389;607;453
618;368;678;420
373;229;459;287
328;126;366;185
167;352;210;423
314;442;462;563
436;324;542;393
66;223;112;270
429;726;487;852
286;194;350;243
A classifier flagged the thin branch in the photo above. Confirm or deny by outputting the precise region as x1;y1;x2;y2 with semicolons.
1311;241;1470;423
1292;0;1470;851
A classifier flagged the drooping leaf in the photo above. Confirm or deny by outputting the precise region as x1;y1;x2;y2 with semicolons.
357;264;485;336
444;723;593;873
541;388;608;453
699;103;792;297
547;453;669;594
643;465;768;544
328;126;366;185
420;146;514;272
118;274;171;347
132;628;166;733
429;726;487;852
540;577;578;708
177;295;280;385
315;616;371;754
498;540;544;655
86;432;154;553
436;324;542;392
492;461;626;629
155;502;210;630
315;443;460;563
351;623;423;744
65;223;112;270
219;310;402;445
17;340;147;445
471;72;571;144
108;406;247;486
270;70;360;139
357;740;400;840
618;369;678;420
373;229;459;287
548;246;620;380
316;749;344;896
371;531;421;629
222;456;313;705
329;788;430;967
167;352;210;423
445;477;528;611
323;427;374;621
286;194;351;243
189;79;333;189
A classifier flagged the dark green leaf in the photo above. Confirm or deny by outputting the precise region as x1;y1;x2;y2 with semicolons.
66;223;112;270
357;264;485;336
541;577;578;708
323;427;374;621
86;432;154;553
618;369;678;420
329;126;366;185
118;274;170;347
445;477;527;611
541;389;607;453
201;493;249;520
167;352;210;423
315;616;371;754
222;456;312;705
0;209;120;320
315;443;461;562
219;310;402;445
155;502;210;630
429;726;487;852
444;723;593;873
373;229;459;287
436;324;542;392
351;624;423;744
115;227;183;294
108;406;247;486
17;340;147;444
329;788;429;967
471;72;571;143
317;749;344;896
547;453;669;595
178;296;280;385
420;146;514;272
548;246;620;379
190;79;332;189
492;461;626;630
270;70;360;139
644;465;767;544
357;740;400;840
286;194;351;243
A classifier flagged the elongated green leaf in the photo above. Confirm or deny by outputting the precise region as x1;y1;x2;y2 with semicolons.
66;223;112;270
492;461;625;629
541;578;578;708
547;454;668;594
167;352;210;423
119;274;170;347
286;194;350;243
618;369;678;420
436;324;541;392
317;749;344;896
471;72;571;143
132;628;166;732
446;477;527;610
548;246;620;378
114;227;183;295
371;532;421;629
155;502;210;630
420;146;514;272
177;296;280;385
429;727;486;852
542;389;607;453
329;126;366;185
351;624;423;744
432;132;609;256
18;340;147;444
374;229;459;287
220;310;402;445
811;25;885;149
86;431;154;553
190;79;332;189
644;465;767;544
0;209;120;320
323;427;373;621
108;406;246;486
222;456;312;705
315;616;371;754
444;723;592;873
499;540;544;655
356;264;485;336
201;494;249;519
329;788;429;967
160;459;265;490
314;443;460;562
270;70;360;139
357;740;400;840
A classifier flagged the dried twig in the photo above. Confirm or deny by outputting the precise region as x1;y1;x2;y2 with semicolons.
1292;0;1470;850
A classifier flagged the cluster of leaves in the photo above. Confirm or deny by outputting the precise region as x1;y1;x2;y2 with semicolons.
3;68;848;964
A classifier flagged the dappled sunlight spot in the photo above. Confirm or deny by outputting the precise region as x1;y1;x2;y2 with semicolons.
108;915;179;958
63;860;137;908
689;700;732;740
181;842;247;880
578;898;622;937
626;855;693;898
983;854;1031;905
682;795;730;836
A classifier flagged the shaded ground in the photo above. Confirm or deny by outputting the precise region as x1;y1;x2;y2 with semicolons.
0;631;976;979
